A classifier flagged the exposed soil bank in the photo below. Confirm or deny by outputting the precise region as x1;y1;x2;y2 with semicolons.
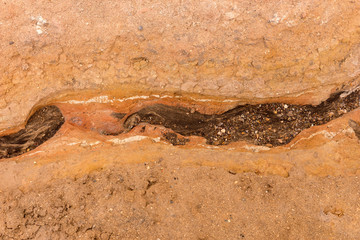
2;0;360;129
2;0;360;238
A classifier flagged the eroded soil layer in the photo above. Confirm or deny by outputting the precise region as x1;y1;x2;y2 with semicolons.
0;89;359;159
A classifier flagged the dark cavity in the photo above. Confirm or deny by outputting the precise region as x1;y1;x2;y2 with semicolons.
1;89;359;159
0;106;64;159
123;89;360;146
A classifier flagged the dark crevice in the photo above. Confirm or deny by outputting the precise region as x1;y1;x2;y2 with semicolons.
1;88;359;159
0;106;64;159
123;89;360;147
110;112;127;120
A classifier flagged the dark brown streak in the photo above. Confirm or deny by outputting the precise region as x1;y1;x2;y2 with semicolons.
110;112;127;120
0;106;65;159
123;90;360;146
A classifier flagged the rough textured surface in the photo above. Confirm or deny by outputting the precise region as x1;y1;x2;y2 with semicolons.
2;0;360;239
1;103;360;238
1;166;360;239
1;0;360;129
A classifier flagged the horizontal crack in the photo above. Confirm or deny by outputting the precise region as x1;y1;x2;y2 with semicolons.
124;89;360;146
1;88;359;159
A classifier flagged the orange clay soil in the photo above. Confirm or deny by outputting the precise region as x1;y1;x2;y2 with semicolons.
1;89;360;239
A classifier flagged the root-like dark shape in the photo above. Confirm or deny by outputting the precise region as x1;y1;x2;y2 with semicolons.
0;106;64;159
124;89;360;146
1;88;359;159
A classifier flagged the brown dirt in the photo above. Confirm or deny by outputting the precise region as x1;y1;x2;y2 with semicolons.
2;162;360;240
124;88;360;146
2;0;360;238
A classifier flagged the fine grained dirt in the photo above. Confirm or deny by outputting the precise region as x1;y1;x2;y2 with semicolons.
1;162;360;240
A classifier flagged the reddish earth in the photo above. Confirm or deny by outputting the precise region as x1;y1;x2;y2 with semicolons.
2;0;360;239
1;91;360;239
2;163;360;239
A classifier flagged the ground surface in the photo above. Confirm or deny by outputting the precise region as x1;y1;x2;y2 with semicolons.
2;0;360;239
2;89;360;160
1;161;360;240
